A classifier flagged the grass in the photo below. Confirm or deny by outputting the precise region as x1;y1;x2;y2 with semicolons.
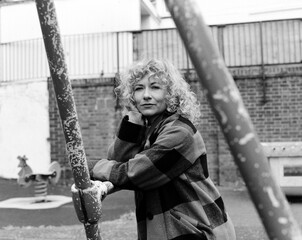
0;211;269;240
0;212;137;240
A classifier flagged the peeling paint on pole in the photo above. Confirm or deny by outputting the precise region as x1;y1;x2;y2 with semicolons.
35;0;90;189
165;0;302;239
35;1;101;239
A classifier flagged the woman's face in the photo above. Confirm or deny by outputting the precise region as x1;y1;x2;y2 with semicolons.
133;74;168;122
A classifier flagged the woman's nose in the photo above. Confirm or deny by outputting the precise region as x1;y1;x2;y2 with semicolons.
143;88;151;99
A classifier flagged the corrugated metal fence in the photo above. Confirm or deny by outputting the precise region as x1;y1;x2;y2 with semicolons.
135;19;302;68
0;32;133;82
221;20;302;66
1;19;302;82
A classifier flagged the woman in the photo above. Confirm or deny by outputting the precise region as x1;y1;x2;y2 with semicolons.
89;59;236;240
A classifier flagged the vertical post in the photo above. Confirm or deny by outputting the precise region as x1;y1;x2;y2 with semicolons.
0;6;2;82
165;0;302;240
259;21;267;104
35;1;101;239
117;32;120;74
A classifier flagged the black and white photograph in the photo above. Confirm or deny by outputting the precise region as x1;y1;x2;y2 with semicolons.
0;0;302;239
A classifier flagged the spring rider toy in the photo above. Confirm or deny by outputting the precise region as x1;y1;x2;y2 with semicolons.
17;155;61;203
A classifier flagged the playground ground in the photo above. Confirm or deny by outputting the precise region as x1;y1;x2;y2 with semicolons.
1;178;302;240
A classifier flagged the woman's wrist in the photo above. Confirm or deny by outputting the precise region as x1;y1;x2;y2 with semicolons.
127;110;144;125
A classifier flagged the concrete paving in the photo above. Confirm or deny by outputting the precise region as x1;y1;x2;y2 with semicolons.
1;178;302;239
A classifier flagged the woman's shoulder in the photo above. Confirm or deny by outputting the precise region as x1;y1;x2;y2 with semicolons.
153;113;205;152
157;112;198;138
163;113;196;130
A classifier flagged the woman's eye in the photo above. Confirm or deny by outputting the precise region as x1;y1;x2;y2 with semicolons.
134;86;143;91
152;85;161;89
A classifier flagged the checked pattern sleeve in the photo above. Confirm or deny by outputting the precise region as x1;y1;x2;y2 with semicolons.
92;120;205;191
88;116;145;179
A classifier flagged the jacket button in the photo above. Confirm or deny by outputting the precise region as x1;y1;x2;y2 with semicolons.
147;212;153;220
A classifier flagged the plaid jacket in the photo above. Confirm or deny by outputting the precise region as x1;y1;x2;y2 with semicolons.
90;111;236;240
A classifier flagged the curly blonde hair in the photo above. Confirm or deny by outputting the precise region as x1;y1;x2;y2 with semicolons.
115;59;201;124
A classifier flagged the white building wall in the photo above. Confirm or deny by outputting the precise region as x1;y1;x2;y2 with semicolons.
154;0;302;29
0;80;50;179
0;0;141;43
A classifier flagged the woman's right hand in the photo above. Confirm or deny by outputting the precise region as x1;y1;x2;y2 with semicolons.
125;102;145;125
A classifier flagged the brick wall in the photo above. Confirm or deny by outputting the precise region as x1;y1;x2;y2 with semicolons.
48;64;302;186
183;64;302;186
48;77;119;185
215;64;302;185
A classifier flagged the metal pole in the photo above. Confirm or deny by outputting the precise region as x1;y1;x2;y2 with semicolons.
165;1;302;240
35;1;101;239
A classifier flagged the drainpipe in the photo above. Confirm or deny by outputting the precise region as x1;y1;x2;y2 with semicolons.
0;7;2;82
259;21;267;105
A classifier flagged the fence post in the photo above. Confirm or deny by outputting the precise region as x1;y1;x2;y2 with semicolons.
165;0;302;239
35;1;101;239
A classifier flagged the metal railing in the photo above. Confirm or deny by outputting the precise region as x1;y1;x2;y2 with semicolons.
134;19;302;68
0;31;133;82
1;19;302;82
